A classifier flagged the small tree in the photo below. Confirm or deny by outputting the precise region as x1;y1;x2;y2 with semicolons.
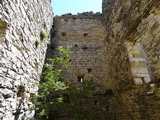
36;46;71;119
35;46;99;120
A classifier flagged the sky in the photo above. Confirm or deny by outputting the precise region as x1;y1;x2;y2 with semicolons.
51;0;102;16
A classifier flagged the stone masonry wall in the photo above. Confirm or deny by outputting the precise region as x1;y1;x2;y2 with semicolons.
0;0;53;119
1;0;160;119
48;15;116;119
51;15;108;90
103;0;160;119
50;1;160;118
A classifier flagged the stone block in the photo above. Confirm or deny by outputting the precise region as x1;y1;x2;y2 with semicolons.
128;53;144;58
133;78;143;85
130;61;147;68
131;68;149;74
133;73;151;78
152;26;160;35
10;45;22;57
144;76;151;83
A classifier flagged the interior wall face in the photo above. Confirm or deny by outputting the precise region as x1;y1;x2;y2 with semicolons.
1;0;160;119
102;0;160;119
0;0;53;119
51;17;109;91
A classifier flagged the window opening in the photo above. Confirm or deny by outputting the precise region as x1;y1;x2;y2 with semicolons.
17;85;25;97
77;76;84;83
87;68;92;73
125;41;152;85
104;106;109;111
62;32;66;36
93;101;98;106
74;44;78;47
83;33;88;37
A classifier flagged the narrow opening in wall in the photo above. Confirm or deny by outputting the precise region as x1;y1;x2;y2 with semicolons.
83;33;88;37
0;19;7;44
77;75;84;83
17;85;25;97
104;106;109;111
82;45;88;50
93;101;98;106
74;44;78;47
87;68;92;73
125;41;152;84
62;32;66;36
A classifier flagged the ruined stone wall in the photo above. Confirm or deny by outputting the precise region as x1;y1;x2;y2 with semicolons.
103;0;160;81
51;15;109;92
1;0;160;119
0;0;53;119
50;2;160;118
102;0;160;119
48;15;117;119
138;11;160;81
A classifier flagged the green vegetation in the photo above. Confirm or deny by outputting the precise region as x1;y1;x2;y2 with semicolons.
35;46;71;119
62;80;99;120
41;29;48;41
35;38;41;48
35;29;49;48
35;46;99;120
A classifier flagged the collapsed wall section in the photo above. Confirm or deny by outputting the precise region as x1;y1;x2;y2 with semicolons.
0;0;53;119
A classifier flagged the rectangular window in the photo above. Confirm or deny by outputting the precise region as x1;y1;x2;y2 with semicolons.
77;76;84;83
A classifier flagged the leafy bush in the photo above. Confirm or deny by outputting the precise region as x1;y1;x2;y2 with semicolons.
35;46;99;120
36;46;71;119
62;79;98;120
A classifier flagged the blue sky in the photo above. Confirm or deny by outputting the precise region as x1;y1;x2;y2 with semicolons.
51;0;102;16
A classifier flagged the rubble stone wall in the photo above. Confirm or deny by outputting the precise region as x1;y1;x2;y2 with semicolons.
1;0;160;119
48;15;116;119
102;0;160;119
0;0;53;119
50;15;108;91
49;1;160;119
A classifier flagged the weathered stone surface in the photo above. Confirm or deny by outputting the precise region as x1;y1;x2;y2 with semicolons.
102;0;160;119
47;14;114;119
0;0;160;119
48;0;160;118
0;0;53;119
50;15;108;90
